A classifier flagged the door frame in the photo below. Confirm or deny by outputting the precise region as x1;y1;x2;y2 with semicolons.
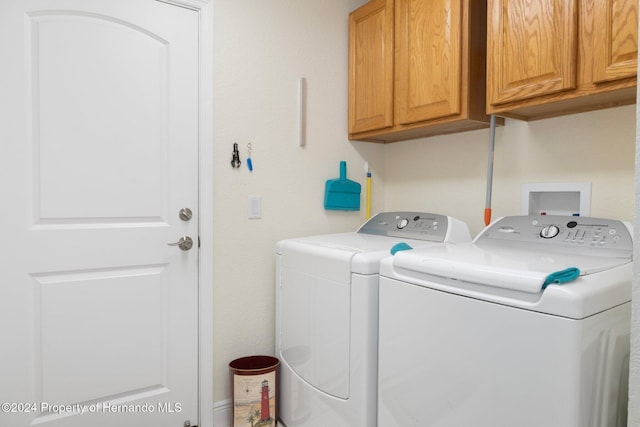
164;1;214;426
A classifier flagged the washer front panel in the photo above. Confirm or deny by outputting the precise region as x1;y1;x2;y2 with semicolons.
377;276;631;427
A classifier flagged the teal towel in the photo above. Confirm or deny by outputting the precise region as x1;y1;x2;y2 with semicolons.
542;267;580;289
391;242;413;255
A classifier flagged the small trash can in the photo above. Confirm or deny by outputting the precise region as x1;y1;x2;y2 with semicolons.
229;355;280;427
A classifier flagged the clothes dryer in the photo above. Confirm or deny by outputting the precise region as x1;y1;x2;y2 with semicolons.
275;212;471;427
378;215;632;427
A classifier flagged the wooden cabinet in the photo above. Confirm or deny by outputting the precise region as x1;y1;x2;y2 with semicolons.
349;0;496;143
487;0;638;120
349;0;394;135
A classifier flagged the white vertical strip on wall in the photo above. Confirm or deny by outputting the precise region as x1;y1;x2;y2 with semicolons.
298;77;306;146
629;1;640;421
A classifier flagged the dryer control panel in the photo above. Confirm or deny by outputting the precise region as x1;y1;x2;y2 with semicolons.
358;211;450;242
478;215;633;257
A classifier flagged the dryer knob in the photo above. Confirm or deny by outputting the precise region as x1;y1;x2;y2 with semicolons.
397;218;409;229
540;225;560;239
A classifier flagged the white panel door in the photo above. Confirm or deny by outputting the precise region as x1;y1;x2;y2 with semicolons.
0;1;200;426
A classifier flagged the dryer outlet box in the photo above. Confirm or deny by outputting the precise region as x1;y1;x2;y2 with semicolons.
522;182;591;216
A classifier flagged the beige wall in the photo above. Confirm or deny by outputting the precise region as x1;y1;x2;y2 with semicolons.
384;106;636;237
212;0;637;407
631;100;640;427
629;0;640;418
212;0;383;402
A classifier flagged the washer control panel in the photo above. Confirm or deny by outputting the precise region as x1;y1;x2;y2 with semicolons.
479;215;633;255
358;211;449;242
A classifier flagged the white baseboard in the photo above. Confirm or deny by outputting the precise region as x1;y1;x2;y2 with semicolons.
213;399;232;427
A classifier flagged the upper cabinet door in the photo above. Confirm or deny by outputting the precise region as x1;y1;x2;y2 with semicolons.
348;0;394;134
487;0;578;106
591;0;638;83
487;0;637;119
395;0;462;124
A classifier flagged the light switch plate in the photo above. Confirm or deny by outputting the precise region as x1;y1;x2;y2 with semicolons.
248;195;262;219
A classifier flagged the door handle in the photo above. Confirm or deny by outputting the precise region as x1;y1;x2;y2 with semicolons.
168;236;193;251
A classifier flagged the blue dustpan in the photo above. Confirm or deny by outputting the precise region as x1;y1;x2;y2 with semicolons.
324;161;361;211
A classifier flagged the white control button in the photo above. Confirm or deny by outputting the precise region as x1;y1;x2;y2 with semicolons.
397;218;409;229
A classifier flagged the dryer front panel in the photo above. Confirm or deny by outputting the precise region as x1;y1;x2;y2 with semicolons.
278;256;350;399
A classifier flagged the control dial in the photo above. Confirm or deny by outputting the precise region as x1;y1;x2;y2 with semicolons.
540;225;560;239
397;218;409;229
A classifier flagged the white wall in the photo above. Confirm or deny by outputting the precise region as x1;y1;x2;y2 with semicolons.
384;106;636;237
629;1;640;421
631;100;640;427
212;0;382;404
212;1;638;419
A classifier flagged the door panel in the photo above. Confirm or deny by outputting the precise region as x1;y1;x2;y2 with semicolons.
395;0;462;124
37;266;167;405
0;1;199;426
487;0;578;105
348;0;394;134
592;0;638;83
33;10;168;221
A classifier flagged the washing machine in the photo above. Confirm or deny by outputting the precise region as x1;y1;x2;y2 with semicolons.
378;215;633;427
275;211;471;427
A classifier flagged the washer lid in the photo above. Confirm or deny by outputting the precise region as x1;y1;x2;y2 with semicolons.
392;243;631;294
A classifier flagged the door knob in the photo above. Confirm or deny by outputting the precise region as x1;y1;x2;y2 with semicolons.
168;236;193;251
